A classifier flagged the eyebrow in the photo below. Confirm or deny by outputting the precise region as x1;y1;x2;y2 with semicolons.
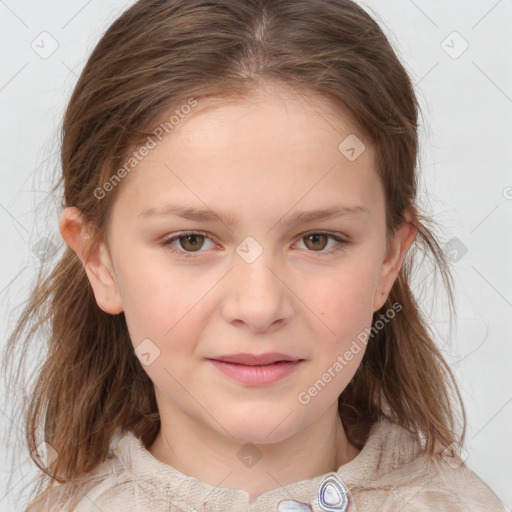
137;203;370;227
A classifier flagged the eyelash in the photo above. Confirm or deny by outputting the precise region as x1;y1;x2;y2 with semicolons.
160;231;349;258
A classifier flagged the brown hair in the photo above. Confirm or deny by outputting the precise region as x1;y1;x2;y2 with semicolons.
3;0;466;505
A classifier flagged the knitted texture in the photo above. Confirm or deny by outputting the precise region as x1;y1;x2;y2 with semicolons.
27;417;506;511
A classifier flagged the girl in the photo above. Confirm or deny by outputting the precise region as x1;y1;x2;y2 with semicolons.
3;0;506;510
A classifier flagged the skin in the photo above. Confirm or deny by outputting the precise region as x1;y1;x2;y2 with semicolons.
60;83;416;497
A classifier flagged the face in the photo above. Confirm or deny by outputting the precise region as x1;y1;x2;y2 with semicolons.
69;84;413;445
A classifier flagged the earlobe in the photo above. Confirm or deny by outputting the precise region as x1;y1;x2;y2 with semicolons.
59;207;124;315
373;216;416;312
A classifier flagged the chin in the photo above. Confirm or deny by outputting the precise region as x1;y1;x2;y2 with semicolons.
222;415;300;446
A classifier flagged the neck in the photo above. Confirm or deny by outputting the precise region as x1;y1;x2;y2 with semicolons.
148;400;360;496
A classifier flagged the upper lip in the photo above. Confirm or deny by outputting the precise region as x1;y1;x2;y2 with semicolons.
209;352;302;366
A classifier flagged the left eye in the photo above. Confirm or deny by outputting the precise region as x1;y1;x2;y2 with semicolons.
161;231;347;256
296;232;345;253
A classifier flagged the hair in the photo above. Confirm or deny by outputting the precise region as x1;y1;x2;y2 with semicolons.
3;0;466;506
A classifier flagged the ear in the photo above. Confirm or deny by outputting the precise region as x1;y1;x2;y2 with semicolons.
372;208;417;312
59;207;123;315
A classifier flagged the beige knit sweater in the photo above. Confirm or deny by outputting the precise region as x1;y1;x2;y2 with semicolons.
27;417;506;511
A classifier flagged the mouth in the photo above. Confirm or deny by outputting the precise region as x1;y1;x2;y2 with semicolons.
206;353;304;386
208;352;302;366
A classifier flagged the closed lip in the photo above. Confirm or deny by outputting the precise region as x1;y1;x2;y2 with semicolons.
207;352;303;366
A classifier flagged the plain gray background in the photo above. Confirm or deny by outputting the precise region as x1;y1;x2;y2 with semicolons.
1;0;511;510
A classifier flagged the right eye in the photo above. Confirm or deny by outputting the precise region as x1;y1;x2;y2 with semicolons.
161;231;217;256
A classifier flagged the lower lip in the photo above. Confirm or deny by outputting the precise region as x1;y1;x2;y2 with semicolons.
208;360;303;386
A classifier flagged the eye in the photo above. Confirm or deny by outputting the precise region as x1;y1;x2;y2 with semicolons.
295;232;348;255
160;230;349;258
161;231;216;256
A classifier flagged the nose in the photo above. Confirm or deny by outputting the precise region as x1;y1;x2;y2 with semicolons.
221;246;294;333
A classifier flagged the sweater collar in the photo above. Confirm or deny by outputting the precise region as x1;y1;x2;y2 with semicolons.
112;417;412;511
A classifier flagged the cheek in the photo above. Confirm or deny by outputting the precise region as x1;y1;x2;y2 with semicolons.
118;267;216;392
297;259;378;399
115;255;214;350
304;261;378;339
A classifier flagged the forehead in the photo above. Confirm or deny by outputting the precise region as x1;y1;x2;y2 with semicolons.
109;84;382;226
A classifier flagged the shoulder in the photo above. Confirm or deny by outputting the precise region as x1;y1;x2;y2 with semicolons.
378;456;506;511
27;430;200;512
347;418;506;511
26;446;129;511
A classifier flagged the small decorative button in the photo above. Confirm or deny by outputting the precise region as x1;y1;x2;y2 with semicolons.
317;475;350;511
277;499;313;511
